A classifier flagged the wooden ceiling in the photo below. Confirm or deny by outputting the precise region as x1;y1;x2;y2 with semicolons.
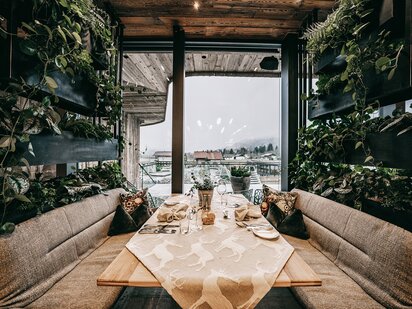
122;51;281;125
109;0;335;40
123;85;167;126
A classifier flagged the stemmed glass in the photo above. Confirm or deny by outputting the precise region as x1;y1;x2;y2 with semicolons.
217;179;227;207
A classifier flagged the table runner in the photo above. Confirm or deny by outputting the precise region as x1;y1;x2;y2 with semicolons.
126;195;294;309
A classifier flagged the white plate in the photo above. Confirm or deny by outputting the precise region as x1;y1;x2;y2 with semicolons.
163;201;179;206
252;228;280;240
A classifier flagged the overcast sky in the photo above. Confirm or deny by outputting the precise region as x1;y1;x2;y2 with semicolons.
140;76;281;154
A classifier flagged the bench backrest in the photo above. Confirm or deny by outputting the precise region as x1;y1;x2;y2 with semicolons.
0;188;125;308
292;189;412;309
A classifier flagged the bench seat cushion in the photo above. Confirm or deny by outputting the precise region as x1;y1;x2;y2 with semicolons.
283;235;384;309
27;232;134;309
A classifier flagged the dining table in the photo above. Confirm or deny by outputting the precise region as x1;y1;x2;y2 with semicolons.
98;193;321;308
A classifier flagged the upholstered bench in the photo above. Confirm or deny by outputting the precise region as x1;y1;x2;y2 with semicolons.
284;189;412;309
0;188;132;309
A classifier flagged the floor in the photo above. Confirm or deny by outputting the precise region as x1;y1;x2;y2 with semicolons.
113;287;303;309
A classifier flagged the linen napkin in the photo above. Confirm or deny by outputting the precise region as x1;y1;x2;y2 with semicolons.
235;204;262;221
157;203;189;222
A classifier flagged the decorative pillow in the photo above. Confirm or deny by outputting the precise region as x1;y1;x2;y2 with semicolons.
262;186;308;239
266;200;309;240
130;203;151;230
108;205;138;236
120;188;149;214
108;189;151;236
260;184;297;216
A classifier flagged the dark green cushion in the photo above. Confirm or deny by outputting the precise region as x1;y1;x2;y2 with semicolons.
130;204;151;230
108;205;138;236
266;202;309;239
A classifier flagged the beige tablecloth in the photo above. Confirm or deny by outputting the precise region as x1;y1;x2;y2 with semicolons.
126;195;294;309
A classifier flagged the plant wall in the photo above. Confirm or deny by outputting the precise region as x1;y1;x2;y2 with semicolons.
0;0;124;234
294;0;412;230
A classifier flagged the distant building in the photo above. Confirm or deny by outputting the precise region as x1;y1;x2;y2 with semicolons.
153;151;172;162
193;151;223;163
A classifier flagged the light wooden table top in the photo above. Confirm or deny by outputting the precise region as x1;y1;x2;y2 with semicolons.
98;246;321;288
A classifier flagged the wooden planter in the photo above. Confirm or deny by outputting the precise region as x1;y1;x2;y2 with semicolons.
308;92;353;120
362;199;412;232
309;57;411;120
15;131;118;166
313;132;412;169
310;0;411;119
342;132;412;169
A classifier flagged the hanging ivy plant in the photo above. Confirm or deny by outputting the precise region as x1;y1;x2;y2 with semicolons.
294;0;412;221
0;0;122;234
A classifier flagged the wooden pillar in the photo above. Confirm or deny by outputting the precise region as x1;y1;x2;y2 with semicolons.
122;113;141;188
281;34;299;191
171;25;185;194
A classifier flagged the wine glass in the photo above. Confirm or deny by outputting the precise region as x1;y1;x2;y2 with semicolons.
217;179;227;207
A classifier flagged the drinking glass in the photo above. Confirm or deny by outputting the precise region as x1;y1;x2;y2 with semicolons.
179;212;190;234
217;179;227;207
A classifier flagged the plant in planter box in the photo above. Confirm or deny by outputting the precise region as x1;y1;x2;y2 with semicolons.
0;0;122;234
230;166;251;193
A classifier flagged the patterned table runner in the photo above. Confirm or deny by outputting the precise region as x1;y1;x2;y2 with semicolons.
126;194;294;309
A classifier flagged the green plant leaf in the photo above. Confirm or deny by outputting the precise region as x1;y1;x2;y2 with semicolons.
65;67;75;77
21;22;37;34
0;222;15;234
57;26;66;42
387;68;396;80
375;56;390;69
20;157;30;170
45;76;58;89
0;136;11;148
397;126;412;136
15;194;31;203
364;156;373;163
59;0;69;8
19;40;36;56
72;31;82;46
28;142;35;157
352;22;369;36
42;24;52;40
355;141;363;149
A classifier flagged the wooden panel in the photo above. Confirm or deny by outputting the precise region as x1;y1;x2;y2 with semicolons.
97;248;322;287
110;0;335;40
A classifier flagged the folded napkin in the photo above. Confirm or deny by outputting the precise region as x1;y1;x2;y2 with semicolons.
235;204;262;221
157;203;189;223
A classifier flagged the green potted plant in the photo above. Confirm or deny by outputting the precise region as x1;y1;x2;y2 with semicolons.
230;166;251;193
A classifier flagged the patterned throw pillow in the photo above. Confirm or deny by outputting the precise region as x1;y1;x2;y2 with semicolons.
120;188;148;214
108;189;151;236
260;184;297;216
261;185;308;239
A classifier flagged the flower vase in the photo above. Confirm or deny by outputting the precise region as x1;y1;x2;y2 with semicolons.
198;190;214;210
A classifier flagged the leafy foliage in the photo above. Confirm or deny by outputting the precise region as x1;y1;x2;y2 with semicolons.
0;162;127;233
190;173;215;190
303;0;374;62
296;0;412;217
60;114;113;141
230;166;251;177
0;0;122;234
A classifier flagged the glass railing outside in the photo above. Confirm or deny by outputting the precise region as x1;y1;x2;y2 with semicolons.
139;159;281;207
